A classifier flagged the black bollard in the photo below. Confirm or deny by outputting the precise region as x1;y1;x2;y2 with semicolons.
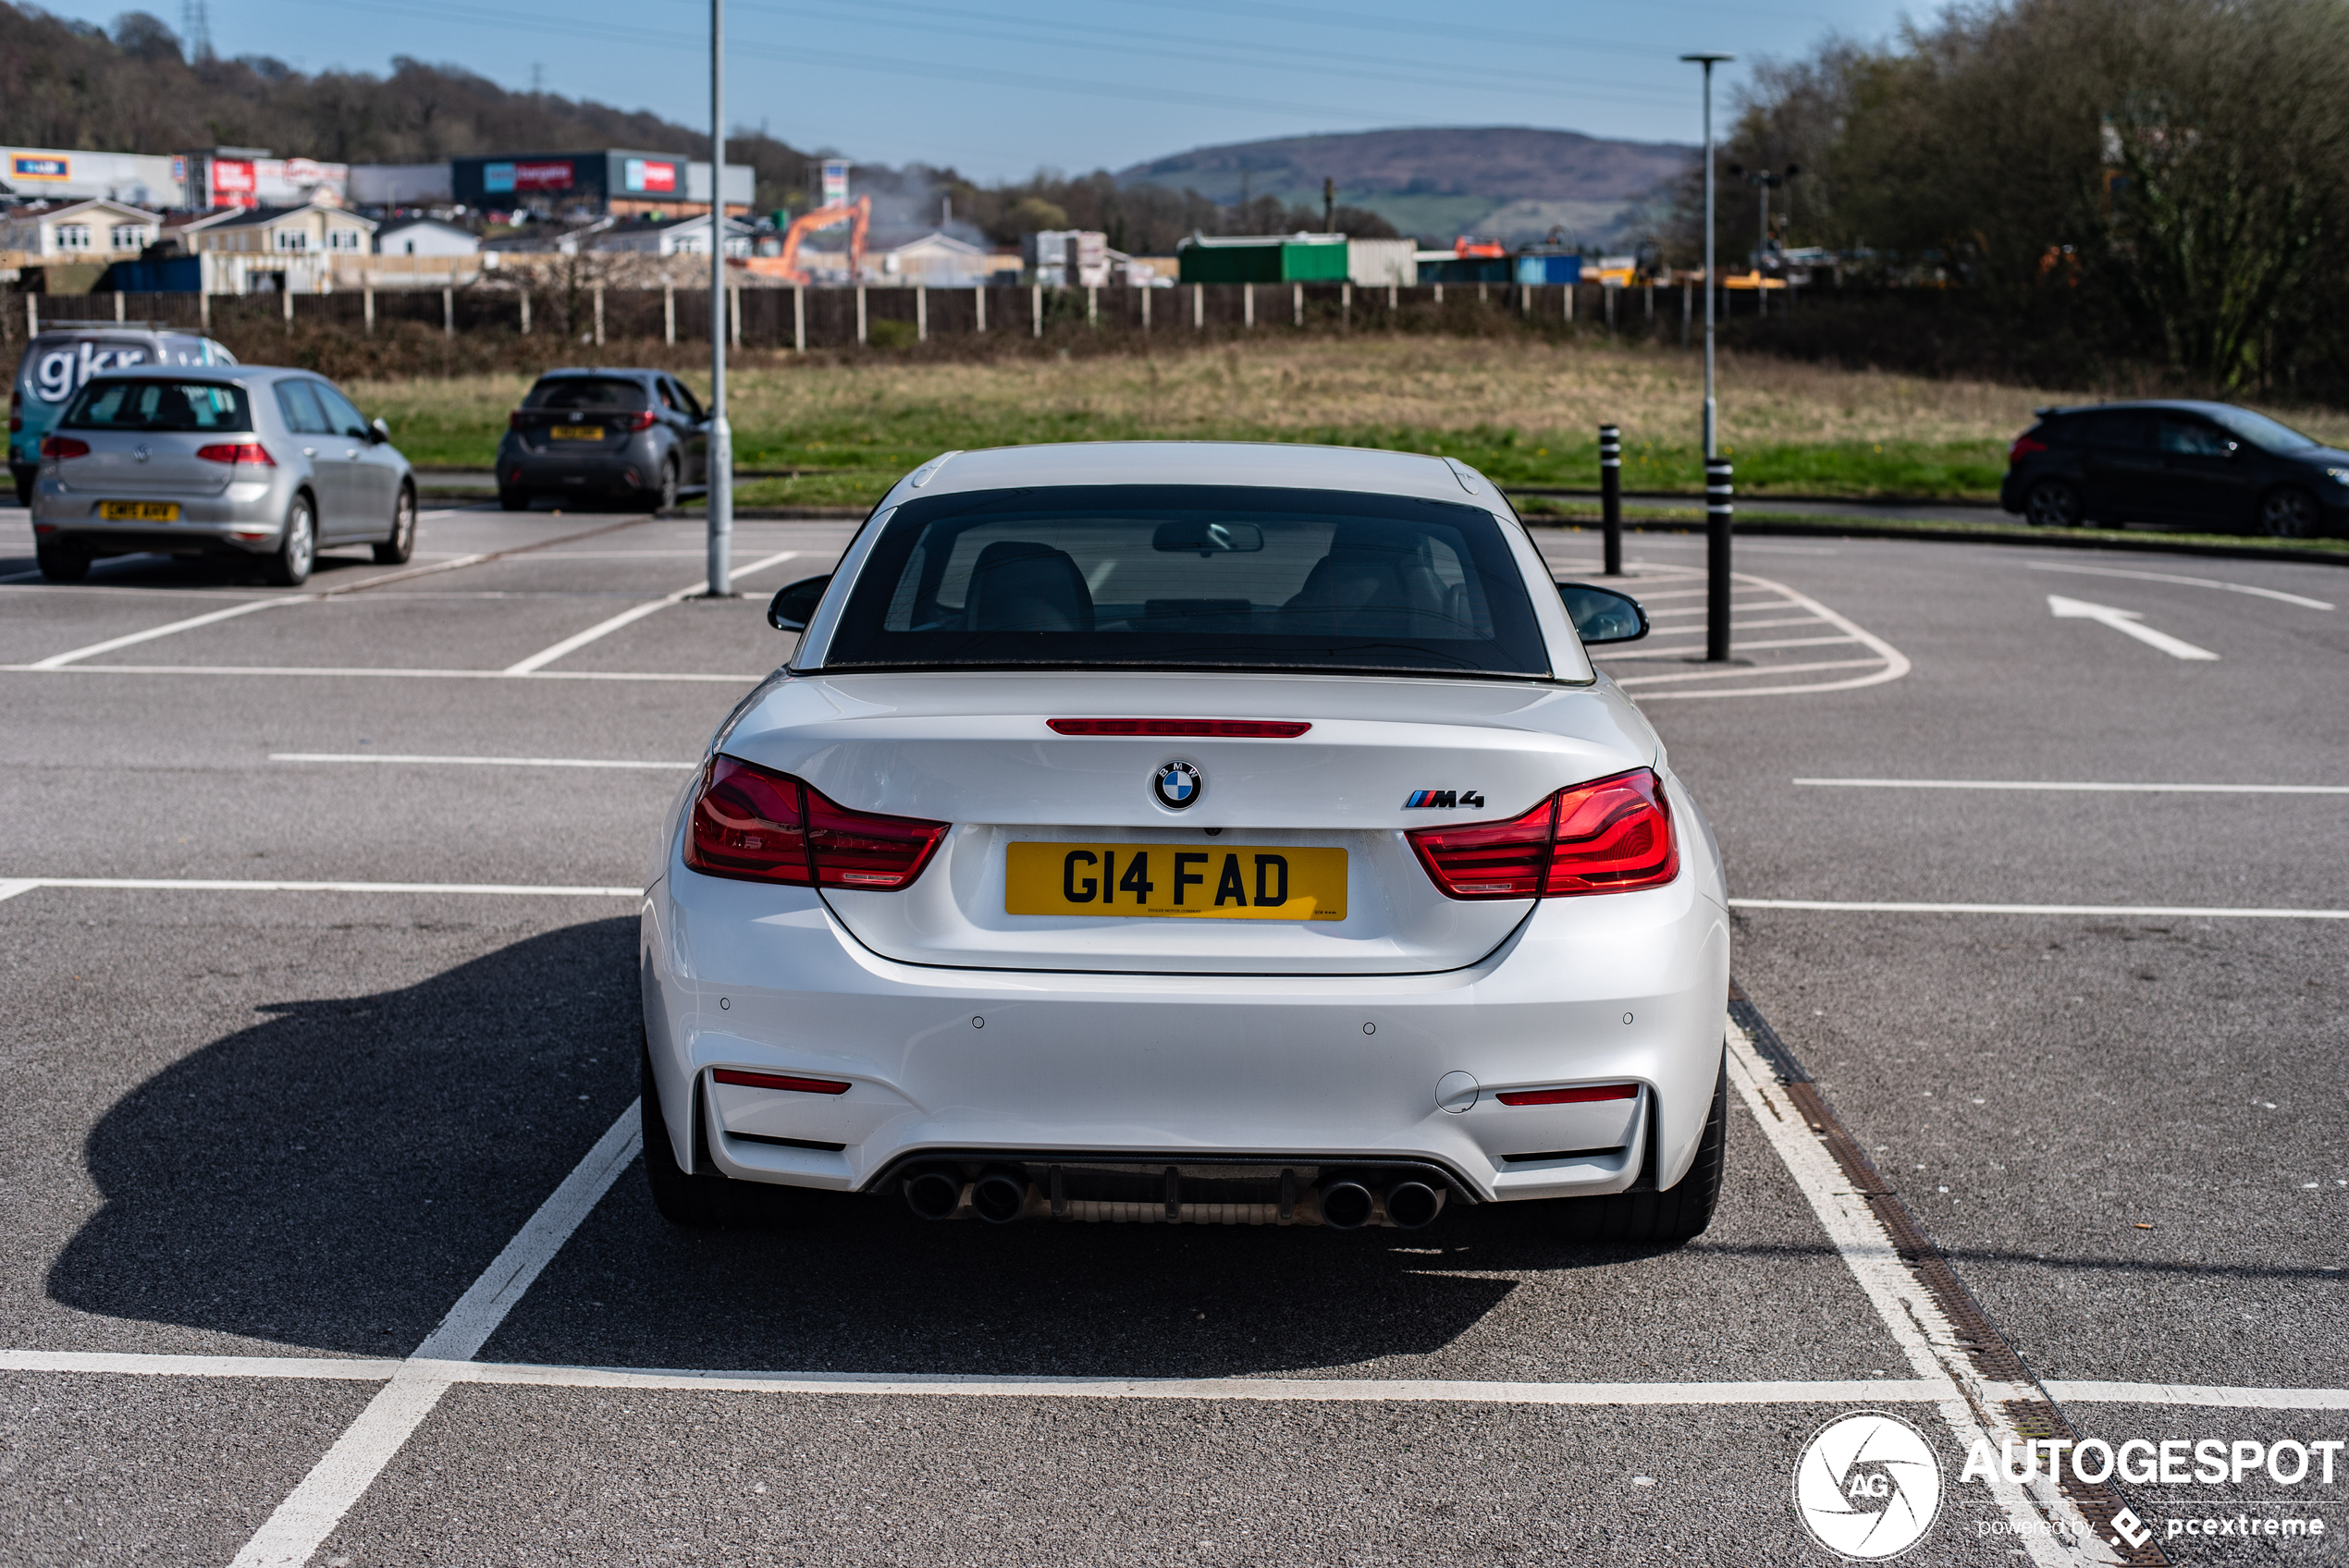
1706;458;1733;661
1599;423;1623;576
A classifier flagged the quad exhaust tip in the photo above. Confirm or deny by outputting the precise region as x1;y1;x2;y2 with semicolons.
902;1167;964;1220
899;1164;1445;1228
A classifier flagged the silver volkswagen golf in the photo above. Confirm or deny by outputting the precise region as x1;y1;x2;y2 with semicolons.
29;366;416;585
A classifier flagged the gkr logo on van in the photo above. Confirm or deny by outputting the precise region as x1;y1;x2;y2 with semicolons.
1403;790;1486;809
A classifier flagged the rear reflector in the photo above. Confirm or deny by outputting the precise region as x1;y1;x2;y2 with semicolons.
684;754;948;890
712;1068;852;1096
1496;1083;1640;1107
196;441;275;466
1047;718;1310;738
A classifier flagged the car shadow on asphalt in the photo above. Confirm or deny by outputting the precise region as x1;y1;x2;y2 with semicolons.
47;912;1687;1375
45;917;646;1356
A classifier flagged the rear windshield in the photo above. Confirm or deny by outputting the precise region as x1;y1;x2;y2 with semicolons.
824;484;1551;679
62;377;252;433
524;376;649;410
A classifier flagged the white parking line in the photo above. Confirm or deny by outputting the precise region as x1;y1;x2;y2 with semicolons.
271;753;697;770
1724;1021;2108;1564
0;877;640;900
2027;560;2335;611
1616;657;1887;688
12;1348;2341;1413
1601;636;1859;661
2044;1382;2349;1411
501;549;803;675
1731;898;2349;919
1795;778;2349;795
29;595;288;668
3;663;760;682
228;1105;643;1568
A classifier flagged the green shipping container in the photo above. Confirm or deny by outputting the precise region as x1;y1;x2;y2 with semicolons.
1178;239;1350;284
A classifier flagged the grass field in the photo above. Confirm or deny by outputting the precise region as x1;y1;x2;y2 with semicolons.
352;338;2349;511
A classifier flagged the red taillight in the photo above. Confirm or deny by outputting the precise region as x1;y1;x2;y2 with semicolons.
625;409;658;431
1408;768;1678;900
1496;1083;1641;1107
684;755;947;890
195;441;275;466
40;435;90;459
510;410;527;429
711;1068;851;1096
1047;718;1311;738
2009;434;2048;463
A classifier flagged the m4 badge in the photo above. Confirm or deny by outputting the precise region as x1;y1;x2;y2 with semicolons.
1403;790;1485;809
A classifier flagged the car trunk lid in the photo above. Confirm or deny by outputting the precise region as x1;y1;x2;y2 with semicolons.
715;671;1655;975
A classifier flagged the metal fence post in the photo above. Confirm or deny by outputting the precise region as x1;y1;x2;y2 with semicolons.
363;285;375;336
1599;423;1623;577
1139;282;1150;332
975;284;985;334
665;286;675;345
1292;282;1302;327
1681;280;1691;349
855;284;867;345
730;285;741;349
1565;284;1574;324
1193;282;1203;330
1244;283;1254;329
916;284;928;342
442;286;453;337
1031;282;1042;338
793;285;805;351
1706;458;1734;661
1087;285;1098;328
520;290;531;336
593;286;605;346
283;288;293;331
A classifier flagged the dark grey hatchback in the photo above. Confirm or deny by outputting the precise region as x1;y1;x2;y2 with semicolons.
497;369;709;512
2000;399;2349;537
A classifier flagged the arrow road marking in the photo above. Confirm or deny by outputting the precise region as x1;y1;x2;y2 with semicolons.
2047;594;2220;660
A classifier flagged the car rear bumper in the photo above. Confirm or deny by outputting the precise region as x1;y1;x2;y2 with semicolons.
498;442;655;495
30;472;296;553
643;857;1731;1210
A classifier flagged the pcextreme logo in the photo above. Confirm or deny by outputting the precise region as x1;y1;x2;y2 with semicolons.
1793;1412;1944;1559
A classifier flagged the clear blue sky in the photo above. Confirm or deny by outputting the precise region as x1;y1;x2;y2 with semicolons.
48;0;1921;179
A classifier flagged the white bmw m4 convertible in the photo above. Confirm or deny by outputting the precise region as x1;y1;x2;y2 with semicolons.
641;442;1731;1243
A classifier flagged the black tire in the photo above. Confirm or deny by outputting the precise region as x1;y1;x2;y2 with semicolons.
262;494;315;587
1545;1054;1728;1246
373;484;416;565
654;456;680;516
498;487;532;512
35;539;91;583
2023;478;2085;528
2258;485;2319;539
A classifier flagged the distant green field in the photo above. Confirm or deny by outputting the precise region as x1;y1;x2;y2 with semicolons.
350;337;2340;514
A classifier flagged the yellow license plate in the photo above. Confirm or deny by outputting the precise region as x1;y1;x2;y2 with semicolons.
99;501;179;521
549;425;604;441
1006;842;1347;921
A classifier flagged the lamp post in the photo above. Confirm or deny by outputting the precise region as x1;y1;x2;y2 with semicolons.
1681;52;1734;661
1728;163;1798;315
1680;53;1732;460
705;0;733;597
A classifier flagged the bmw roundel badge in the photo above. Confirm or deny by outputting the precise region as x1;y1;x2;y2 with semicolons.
1151;760;1203;811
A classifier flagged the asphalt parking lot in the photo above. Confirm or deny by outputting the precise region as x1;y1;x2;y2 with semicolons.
1;501;2342;1566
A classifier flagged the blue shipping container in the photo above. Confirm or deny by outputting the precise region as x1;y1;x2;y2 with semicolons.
1514;253;1581;285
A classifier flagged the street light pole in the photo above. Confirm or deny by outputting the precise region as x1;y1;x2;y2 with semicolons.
705;0;733;597
1682;52;1734;662
1681;53;1732;460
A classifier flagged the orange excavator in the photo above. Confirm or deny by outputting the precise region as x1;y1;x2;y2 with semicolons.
746;195;871;284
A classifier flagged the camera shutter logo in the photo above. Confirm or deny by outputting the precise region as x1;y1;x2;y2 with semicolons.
1792;1412;1943;1559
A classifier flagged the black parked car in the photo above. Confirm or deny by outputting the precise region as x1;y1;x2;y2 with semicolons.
2000;399;2348;537
498;369;709;512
